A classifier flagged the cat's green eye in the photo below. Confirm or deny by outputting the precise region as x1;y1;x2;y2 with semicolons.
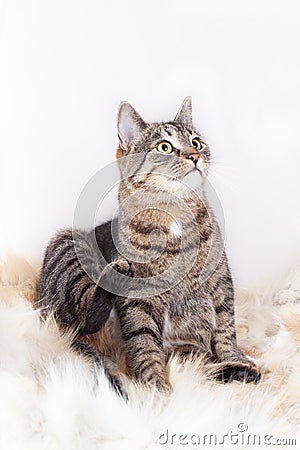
157;141;173;154
191;138;202;150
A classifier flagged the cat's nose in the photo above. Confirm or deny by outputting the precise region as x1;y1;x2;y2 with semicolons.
186;151;200;165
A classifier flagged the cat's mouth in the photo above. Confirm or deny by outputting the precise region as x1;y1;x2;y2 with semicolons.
179;166;205;182
175;166;205;190
143;167;205;193
184;167;202;177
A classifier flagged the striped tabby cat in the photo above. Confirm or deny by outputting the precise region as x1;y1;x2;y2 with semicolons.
38;98;260;396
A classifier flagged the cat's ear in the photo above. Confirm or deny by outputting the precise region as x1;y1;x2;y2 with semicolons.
117;102;147;150
174;96;193;127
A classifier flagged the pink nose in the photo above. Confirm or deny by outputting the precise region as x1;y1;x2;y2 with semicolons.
187;153;200;164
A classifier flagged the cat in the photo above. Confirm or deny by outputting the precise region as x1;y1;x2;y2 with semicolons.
112;98;261;390
37;97;260;396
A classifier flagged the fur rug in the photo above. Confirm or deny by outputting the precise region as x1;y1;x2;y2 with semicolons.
0;255;300;450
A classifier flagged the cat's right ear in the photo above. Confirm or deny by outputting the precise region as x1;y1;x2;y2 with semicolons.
117;102;147;153
174;96;193;127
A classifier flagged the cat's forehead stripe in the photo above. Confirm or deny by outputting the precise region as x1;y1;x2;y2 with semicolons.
168;122;191;139
162;123;187;138
158;128;182;148
163;124;177;136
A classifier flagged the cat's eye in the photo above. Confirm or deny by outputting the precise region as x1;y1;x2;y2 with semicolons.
157;141;173;154
191;137;202;150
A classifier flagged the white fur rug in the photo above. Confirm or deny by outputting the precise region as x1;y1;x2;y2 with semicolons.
0;256;300;450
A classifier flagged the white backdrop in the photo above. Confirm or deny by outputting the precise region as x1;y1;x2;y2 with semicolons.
1;0;300;286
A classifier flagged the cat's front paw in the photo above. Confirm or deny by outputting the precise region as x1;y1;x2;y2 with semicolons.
215;362;261;384
99;258;133;293
110;258;133;277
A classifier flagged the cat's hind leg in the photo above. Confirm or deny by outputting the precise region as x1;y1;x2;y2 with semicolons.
38;228;131;335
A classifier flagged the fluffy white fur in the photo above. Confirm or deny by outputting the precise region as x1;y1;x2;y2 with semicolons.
0;255;299;449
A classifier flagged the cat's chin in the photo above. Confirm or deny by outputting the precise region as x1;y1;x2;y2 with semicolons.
182;168;203;187
161;170;204;197
144;170;204;197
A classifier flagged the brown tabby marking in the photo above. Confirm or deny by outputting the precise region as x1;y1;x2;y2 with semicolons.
37;98;261;398
112;98;260;391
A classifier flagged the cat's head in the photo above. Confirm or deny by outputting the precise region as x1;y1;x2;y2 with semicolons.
116;97;210;195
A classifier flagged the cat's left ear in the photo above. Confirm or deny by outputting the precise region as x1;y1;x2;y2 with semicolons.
117;102;147;151
174;96;193;127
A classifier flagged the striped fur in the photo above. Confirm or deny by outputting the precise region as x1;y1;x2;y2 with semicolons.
114;98;260;390
37;220;131;396
37;98;260;397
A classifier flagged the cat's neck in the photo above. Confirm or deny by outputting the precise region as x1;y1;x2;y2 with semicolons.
118;180;211;236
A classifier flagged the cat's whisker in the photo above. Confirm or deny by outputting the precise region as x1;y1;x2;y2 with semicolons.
208;170;243;197
209;163;241;182
209;162;239;177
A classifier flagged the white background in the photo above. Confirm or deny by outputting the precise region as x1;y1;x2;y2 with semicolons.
1;0;300;286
